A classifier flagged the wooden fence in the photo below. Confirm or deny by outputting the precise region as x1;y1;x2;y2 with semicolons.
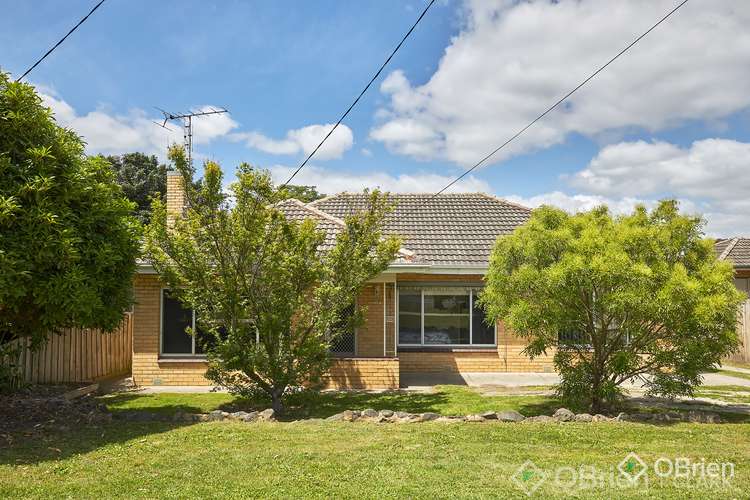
727;277;750;364
14;314;133;384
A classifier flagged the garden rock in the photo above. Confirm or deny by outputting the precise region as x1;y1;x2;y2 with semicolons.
553;408;575;422
480;411;497;420
615;412;628;422
379;409;394;418
688;411;721;424
574;413;593;422
465;414;485;422
419;412;440;422
361;408;378;418
259;409;275;421
230;411;250;420
496;410;525;422
395;411;412;419
242;411;259;422
592;414;610;422
208;410;226;421
524;415;554;423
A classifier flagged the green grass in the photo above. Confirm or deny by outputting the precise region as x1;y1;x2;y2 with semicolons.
3;388;748;498
101;386;559;420
696;385;750;404
717;369;750;382
723;360;750;371
2;420;749;498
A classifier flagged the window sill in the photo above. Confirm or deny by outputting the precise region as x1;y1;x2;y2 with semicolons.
397;346;497;353
158;356;208;363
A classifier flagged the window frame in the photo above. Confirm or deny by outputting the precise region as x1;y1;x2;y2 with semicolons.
396;286;496;348
159;288;206;358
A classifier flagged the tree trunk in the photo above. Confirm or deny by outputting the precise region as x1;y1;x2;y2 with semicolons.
270;387;284;414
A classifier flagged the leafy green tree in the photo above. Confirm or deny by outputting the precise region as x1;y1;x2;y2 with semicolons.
0;73;141;387
480;201;744;412
144;147;399;412
104;152;168;224
280;184;325;203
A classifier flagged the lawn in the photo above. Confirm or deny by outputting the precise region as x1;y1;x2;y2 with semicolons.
717;369;750;382
100;385;560;420
2;387;749;498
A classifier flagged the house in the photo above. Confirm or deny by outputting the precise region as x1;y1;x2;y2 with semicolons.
716;237;750;363
131;172;554;389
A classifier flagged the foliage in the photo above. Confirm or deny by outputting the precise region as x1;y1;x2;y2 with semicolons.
104;152;168;223
480;201;745;412
0;72;141;387
144;146;399;411
279;184;325;203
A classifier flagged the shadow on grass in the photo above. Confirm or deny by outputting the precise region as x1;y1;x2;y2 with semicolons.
0;421;191;467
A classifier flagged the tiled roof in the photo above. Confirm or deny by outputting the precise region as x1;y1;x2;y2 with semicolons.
716;237;750;268
308;193;531;266
275;198;345;253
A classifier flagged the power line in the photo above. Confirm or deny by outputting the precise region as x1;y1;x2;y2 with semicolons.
424;0;690;202
281;0;436;187
15;0;107;82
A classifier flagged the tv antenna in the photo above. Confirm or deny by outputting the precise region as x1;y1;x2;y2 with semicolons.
154;107;229;165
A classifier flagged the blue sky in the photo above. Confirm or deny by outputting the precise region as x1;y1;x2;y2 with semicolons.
2;0;749;235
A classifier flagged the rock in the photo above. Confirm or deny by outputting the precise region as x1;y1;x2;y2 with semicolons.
230;411;250;420
379;409;394;418
592;414;610;422
208;410;225;421
615;412;628;422
173;411;186;422
372;415;387;423
259;409;275;421
574;413;593;422
395;411;412;419
419;412;440;421
553;408;575;422
465;414;485;422
196;413;210;422
242;411;259;422
341;410;360;422
361;408;378;418
480;411;497;420
687;411;721;424
326;412;345;421
496;410;525;422
435;416;464;423
524;415;554;423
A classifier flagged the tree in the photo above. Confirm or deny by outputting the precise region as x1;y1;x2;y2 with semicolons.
480;201;744;412
104;152;168;224
0;73;141;386
144;147;399;412
279;184;325;203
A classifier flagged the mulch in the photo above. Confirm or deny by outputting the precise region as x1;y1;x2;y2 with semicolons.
0;385;112;444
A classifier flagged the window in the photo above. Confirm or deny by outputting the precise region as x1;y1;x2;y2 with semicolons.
398;287;496;346
161;290;211;356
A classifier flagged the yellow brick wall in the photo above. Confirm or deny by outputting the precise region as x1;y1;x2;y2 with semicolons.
323;358;399;390
396;273;555;374
132;274;211;385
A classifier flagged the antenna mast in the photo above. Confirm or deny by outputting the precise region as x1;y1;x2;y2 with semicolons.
156;107;229;165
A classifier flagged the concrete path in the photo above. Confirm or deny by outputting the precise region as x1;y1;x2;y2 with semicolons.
399;371;750;390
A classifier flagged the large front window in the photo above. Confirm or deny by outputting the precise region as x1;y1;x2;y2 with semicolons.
398;287;495;346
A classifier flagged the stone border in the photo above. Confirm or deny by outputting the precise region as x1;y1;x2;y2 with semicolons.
113;406;723;424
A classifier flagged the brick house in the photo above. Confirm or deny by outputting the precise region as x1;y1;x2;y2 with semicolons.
131;172;554;389
716;237;750;363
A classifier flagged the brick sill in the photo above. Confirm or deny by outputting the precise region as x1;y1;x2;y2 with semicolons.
158;357;208;364
397;347;497;353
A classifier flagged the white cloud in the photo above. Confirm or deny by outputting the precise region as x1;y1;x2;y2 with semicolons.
506;136;750;237
371;0;750;166
38;87;237;157
266;164;490;194
570;138;750;200
233;123;354;160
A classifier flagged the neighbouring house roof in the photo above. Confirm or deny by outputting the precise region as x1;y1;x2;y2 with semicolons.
716;237;750;269
302;193;531;267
